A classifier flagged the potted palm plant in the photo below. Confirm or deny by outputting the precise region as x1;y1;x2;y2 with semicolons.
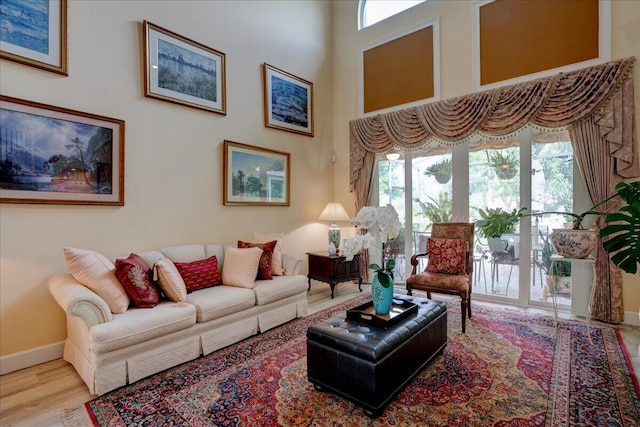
535;231;572;296
479;181;640;274
476;207;526;252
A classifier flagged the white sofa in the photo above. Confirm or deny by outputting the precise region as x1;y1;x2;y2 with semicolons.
48;243;308;395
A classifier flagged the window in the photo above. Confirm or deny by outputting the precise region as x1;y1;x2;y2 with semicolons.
359;0;426;30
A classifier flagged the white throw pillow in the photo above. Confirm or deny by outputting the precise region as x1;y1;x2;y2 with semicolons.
222;246;263;289
154;257;187;302
251;231;284;275
63;247;130;314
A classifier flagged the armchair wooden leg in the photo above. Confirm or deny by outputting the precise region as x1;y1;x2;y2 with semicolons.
461;296;468;333
468;293;472;319
406;285;413;296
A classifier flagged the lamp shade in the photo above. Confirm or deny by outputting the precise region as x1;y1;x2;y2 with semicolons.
318;202;350;222
319;203;350;251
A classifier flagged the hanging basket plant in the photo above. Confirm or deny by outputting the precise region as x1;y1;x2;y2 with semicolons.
424;158;452;184
489;151;519;180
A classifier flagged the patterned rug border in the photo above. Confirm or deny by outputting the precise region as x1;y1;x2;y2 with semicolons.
77;294;640;426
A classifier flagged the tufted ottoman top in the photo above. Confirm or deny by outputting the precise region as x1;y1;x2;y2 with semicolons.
307;295;446;363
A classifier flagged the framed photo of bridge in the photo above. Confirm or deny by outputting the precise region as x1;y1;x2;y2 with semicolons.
263;63;313;136
143;20;226;115
0;95;125;205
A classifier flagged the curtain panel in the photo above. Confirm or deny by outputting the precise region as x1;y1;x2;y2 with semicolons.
349;57;638;323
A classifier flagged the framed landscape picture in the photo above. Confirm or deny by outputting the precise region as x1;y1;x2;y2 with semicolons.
0;0;67;75
263;63;313;136
0;96;125;205
223;140;290;206
143;20;226;115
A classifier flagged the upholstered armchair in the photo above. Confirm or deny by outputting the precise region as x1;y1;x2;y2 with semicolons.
406;222;475;333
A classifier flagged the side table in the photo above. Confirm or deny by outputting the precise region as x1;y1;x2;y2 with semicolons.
307;252;362;299
548;255;596;343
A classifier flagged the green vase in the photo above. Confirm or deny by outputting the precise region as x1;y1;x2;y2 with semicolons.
371;273;393;315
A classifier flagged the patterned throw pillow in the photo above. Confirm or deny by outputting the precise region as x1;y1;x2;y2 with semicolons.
173;256;223;293
426;238;468;274
237;240;277;280
251;232;285;275
115;254;160;308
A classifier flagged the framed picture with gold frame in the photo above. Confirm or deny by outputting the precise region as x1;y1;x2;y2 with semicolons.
223;140;290;206
263;63;313;136
143;20;226;115
0;0;68;75
0;95;125;205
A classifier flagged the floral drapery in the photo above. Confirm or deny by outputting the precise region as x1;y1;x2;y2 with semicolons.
349;57;638;323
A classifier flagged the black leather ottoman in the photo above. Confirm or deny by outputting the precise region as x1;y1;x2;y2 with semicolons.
307;294;447;418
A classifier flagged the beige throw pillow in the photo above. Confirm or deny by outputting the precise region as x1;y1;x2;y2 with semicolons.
63;247;130;314
251;231;284;275
222;246;263;289
154;257;187;302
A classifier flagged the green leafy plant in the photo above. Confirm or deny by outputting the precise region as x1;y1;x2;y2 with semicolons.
369;257;396;288
479;181;640;274
414;193;453;230
489;150;519;179
534;231;571;277
476;207;526;239
424;159;452;184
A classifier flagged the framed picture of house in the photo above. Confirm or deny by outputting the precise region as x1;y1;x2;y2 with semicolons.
0;0;68;75
263;63;313;136
0;95;125;205
143;20;226;115
223;140;290;206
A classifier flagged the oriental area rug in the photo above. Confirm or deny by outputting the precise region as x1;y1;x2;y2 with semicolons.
76;294;640;427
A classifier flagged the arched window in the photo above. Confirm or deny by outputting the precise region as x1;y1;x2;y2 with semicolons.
359;0;426;30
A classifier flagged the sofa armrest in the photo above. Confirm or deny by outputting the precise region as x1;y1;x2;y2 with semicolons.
282;254;302;276
48;274;113;328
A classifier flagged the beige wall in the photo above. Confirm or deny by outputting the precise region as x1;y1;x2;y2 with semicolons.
332;1;640;319
0;0;335;358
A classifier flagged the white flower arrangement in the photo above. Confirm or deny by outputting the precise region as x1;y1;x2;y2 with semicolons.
342;205;401;288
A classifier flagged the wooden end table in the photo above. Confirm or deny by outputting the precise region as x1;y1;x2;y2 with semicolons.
307;252;362;299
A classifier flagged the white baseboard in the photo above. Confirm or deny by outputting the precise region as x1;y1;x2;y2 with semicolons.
623;309;640;327
0;341;64;375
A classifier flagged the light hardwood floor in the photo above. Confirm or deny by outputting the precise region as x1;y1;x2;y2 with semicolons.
1;282;638;427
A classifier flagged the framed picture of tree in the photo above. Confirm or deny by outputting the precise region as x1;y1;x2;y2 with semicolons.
223;140;290;206
0;96;125;205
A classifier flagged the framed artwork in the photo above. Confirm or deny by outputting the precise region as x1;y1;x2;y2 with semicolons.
143;20;226;115
0;95;125;205
263;63;313;136
0;0;68;75
223;140;290;206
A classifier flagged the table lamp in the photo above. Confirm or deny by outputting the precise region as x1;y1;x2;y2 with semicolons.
319;202;351;252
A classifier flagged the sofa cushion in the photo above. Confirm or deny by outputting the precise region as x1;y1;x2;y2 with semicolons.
89;301;196;353
237;240;277;280
251;231;285;275
186;285;256;323
115;254;160;308
160;244;206;263
64;247;130;314
174;256;223;293
222;246;263;289
253;275;308;305
154;258;187;302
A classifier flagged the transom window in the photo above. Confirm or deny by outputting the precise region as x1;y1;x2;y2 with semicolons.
359;0;426;30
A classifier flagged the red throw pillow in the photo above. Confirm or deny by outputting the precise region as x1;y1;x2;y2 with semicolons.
426;238;468;274
115;254;160;308
237;240;277;280
174;256;223;293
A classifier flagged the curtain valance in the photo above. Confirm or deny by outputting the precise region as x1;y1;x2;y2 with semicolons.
350;57;638;192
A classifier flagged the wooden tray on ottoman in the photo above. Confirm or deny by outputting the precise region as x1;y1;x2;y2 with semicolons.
346;298;418;329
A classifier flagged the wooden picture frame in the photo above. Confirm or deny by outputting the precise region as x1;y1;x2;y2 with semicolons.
223;140;290;206
0;95;125;205
143;20;226;115
263;63;313;136
0;0;67;75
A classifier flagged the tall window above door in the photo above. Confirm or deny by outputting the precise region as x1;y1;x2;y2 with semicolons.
359;0;426;30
